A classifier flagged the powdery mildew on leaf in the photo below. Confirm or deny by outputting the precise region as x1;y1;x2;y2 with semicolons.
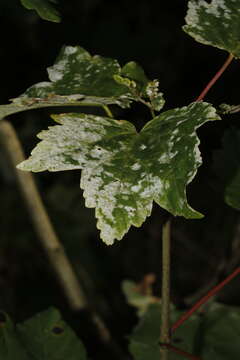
18;102;220;244
22;46;132;108
0;46;165;121
184;0;240;57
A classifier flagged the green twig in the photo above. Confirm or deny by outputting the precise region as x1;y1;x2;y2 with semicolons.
102;105;113;118
160;219;171;359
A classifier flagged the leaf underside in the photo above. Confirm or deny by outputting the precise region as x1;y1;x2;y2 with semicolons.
0;46;164;121
184;0;240;57
20;0;61;22
17;102;220;244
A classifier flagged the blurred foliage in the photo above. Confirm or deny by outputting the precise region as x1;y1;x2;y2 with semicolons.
1;1;240;359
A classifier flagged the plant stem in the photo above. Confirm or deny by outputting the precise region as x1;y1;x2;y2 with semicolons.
171;267;240;332
195;53;234;102
162;344;201;360
0;120;131;358
0;120;87;310
0;120;113;340
102;105;113;118
160;219;171;359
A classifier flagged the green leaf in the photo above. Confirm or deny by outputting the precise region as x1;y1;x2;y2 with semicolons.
17;102;220;244
122;279;159;316
0;312;30;360
17;307;87;360
0;309;87;360
129;303;199;360
214;128;240;210
129;302;240;360
183;0;240;57
20;0;61;22
201;303;240;359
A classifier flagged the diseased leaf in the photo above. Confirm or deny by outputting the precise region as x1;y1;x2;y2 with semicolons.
214;128;240;210
17;308;87;360
183;0;240;57
17;102;220;244
0;95;130;121
17;46;133;109
20;0;61;22
0;46;164;121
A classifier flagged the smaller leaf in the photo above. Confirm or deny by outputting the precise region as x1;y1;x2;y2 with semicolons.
0;312;30;360
129;303;199;360
144;80;165;112
17;307;87;360
121;61;149;90
20;0;61;22
122;276;159;316
118;63;165;112
219;103;240;115
129;341;160;360
213;128;240;210
183;0;240;57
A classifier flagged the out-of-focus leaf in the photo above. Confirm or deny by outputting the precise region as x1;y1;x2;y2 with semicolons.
20;0;61;22
17;102;220;244
183;0;240;57
17;307;87;360
201;303;240;359
0;308;87;359
214;128;240;210
0;312;30;360
129;303;199;360
130;302;240;360
122;276;160;316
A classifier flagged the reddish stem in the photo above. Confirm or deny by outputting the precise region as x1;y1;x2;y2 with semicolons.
195;53;234;102
171;267;240;332
162;343;201;360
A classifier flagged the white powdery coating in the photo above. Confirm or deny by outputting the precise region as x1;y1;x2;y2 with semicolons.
131;163;141;170
64;46;78;55
146;80;159;98
98;223;116;245
47;46;78;82
48;58;68;81
18;115;108;172
185;0;233;43
140;175;164;199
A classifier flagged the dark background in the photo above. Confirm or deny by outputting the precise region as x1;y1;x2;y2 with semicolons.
1;1;240;359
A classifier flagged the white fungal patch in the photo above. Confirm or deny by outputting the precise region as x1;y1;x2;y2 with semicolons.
131;163;141;170
48;59;68;82
140;144;147;150
124;206;135;216
131;184;141;193
64;46;78;55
